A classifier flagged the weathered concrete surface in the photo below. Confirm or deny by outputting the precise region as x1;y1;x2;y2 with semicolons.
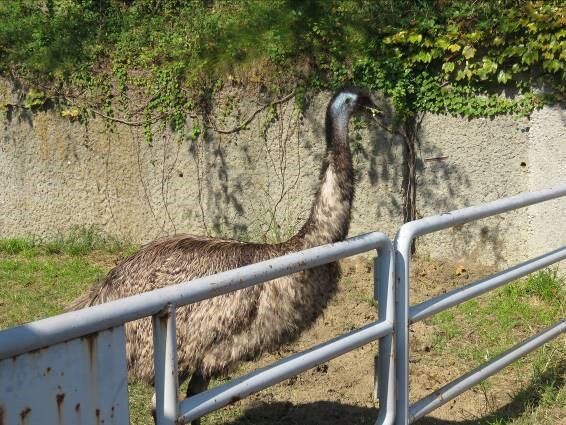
526;105;566;260
0;79;564;269
417;107;565;268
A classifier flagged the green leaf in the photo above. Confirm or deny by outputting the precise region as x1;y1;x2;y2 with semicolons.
442;61;455;73
521;49;539;65
412;51;432;63
408;33;423;44
467;32;482;42
447;43;461;52
480;57;498;76
462;45;477;59
23;90;46;109
543;59;562;72
456;68;473;80
526;22;537;33
497;70;511;83
435;38;450;49
493;37;504;46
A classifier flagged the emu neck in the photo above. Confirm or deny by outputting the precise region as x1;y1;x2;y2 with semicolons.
291;108;354;248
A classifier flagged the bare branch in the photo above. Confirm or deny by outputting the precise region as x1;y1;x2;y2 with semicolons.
211;92;295;134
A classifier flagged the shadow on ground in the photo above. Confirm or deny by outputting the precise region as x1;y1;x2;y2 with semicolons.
223;362;563;425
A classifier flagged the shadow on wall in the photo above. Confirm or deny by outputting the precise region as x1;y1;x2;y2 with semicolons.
222;360;563;424
3;81;505;255
417;139;472;216
182;91;481;246
415;122;516;264
4;91;33;129
187;93;314;243
189;129;249;240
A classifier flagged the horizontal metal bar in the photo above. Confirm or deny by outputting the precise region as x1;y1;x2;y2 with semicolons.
409;320;566;423
178;320;393;424
0;232;390;359
410;246;566;323
398;185;566;242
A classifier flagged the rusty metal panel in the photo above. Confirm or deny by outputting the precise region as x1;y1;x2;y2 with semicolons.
0;326;129;425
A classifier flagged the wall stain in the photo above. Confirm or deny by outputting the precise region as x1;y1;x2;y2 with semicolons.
19;407;31;425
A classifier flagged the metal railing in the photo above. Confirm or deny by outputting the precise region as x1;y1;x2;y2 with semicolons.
0;185;564;425
0;232;395;425
394;184;566;424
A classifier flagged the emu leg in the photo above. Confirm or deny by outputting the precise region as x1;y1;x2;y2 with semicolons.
186;371;210;425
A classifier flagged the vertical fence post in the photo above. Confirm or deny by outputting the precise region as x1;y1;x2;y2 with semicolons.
395;234;412;424
153;304;179;425
375;243;396;425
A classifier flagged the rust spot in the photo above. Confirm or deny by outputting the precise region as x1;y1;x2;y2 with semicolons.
95;408;101;425
83;332;98;369
229;395;241;404
46;367;52;373
159;311;170;326
20;407;31;422
56;393;65;423
75;403;80;412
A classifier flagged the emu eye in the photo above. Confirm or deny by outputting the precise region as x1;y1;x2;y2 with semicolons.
345;98;352;105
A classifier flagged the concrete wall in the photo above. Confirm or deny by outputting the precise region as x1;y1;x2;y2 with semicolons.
1;79;564;268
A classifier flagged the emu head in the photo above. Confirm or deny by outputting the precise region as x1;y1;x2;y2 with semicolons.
328;87;376;119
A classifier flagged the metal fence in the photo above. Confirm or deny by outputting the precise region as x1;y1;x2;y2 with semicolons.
0;185;564;425
394;185;566;424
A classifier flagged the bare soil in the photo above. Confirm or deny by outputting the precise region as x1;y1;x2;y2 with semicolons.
201;255;563;425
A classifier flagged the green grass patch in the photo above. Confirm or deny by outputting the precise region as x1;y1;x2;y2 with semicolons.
0;255;106;327
430;269;564;364
477;345;565;425
0;226;134;257
128;380;155;425
0;238;36;254
128;377;245;425
427;269;565;424
0;228;136;327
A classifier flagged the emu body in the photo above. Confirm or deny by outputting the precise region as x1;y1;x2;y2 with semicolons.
69;87;375;421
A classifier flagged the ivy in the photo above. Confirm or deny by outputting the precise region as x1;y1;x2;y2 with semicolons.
0;0;564;141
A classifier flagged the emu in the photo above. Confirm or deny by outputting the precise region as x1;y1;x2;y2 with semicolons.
69;87;375;423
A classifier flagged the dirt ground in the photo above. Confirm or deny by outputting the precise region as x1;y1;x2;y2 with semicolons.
199;255;563;425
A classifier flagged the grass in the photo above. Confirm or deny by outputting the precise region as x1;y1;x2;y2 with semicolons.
0;227;135;327
430;270;564;364
0;226;133;257
427;269;565;424
0;255;106;327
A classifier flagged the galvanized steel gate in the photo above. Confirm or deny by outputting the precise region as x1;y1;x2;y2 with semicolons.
0;186;564;425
